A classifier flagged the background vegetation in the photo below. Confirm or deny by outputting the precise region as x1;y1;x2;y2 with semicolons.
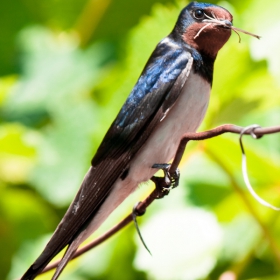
1;0;280;279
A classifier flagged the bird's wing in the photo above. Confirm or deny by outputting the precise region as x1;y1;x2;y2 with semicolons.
21;39;193;280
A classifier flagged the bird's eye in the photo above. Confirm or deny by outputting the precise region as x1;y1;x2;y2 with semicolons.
194;9;204;20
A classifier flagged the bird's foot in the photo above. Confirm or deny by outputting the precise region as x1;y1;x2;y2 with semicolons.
151;163;180;199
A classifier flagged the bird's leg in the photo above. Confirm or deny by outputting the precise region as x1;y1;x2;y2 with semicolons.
151;163;180;199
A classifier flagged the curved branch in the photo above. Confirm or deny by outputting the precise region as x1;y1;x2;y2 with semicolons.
169;124;280;174
41;123;280;274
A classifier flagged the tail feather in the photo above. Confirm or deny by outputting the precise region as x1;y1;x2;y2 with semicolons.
51;235;83;280
20;165;127;279
21;246;63;280
20;167;99;280
21;235;82;280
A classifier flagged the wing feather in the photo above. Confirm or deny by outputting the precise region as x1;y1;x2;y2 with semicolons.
21;38;193;279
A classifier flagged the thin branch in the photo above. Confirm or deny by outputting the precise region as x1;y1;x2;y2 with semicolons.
169;124;280;174
41;123;280;274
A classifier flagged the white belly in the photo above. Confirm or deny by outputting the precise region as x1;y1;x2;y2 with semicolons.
128;70;211;182
79;70;211;242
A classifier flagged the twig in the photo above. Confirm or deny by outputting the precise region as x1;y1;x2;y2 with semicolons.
41;123;280;274
169;124;280;174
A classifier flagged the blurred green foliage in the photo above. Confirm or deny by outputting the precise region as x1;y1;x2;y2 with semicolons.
0;0;280;279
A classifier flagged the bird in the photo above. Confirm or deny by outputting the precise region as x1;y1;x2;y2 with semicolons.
21;2;236;279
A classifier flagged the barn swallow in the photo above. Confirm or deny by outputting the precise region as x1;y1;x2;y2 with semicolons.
21;2;257;279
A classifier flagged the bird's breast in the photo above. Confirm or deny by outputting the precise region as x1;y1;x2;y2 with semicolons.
128;69;211;183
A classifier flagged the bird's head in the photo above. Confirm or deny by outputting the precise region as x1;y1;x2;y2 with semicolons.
173;2;259;58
